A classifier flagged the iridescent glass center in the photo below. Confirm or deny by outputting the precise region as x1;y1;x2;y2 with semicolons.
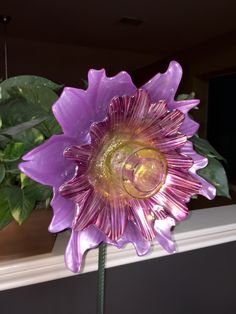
90;138;167;200
109;142;167;198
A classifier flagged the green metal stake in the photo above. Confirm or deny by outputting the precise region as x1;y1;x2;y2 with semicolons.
97;242;106;314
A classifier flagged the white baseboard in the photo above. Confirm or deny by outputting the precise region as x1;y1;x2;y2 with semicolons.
0;204;236;291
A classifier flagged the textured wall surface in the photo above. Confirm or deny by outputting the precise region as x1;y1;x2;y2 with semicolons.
1;241;236;314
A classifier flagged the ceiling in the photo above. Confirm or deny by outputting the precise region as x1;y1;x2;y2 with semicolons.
1;0;236;56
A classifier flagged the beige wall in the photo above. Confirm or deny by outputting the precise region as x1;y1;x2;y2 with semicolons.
1;32;235;135
133;31;236;137
0;37;157;87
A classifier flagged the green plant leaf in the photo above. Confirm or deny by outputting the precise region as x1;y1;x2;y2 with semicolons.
24;182;52;202
8;186;35;225
20;175;52;202
37;116;61;137
0;135;9;149
0;85;60;138
14;128;45;151
0;163;5;183
190;135;227;163
0;97;46;127
176;92;196;101
0;75;62;100
0;84;60;141
6;85;58;113
1;142;25;162
20;173;32;189
28;86;58;113
197;157;230;198
45;197;51;208
4;161;21;176
81;79;88;89
16;85;60;135
0;187;13;229
0;116;48;138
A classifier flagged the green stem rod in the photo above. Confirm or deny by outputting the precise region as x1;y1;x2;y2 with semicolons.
97;242;106;314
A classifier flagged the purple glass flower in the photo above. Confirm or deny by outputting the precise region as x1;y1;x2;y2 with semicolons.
19;61;216;272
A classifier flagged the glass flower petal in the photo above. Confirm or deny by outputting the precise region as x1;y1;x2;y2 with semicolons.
19;135;75;187
19;61;216;272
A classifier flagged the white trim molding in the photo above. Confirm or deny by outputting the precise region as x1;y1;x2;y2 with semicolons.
0;204;236;291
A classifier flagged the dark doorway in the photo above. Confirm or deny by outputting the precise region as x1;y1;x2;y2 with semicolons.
208;73;236;183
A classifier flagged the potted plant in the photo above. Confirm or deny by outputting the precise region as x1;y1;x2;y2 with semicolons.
0;75;63;260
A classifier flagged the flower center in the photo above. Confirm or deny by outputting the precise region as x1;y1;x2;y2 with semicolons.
90;138;167;200
110;142;167;199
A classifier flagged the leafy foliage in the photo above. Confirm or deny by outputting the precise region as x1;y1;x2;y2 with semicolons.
190;135;230;198
0;76;61;229
0;187;14;229
0;164;5;184
1;142;26;162
0;117;48;138
0;75;62;100
190;135;227;163
176;92;229;198
176;92;196;101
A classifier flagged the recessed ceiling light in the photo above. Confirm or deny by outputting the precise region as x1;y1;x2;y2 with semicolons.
119;16;144;26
